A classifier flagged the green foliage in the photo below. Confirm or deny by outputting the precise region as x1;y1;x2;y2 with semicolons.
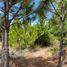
8;19;57;48
9;20;37;48
0;0;66;50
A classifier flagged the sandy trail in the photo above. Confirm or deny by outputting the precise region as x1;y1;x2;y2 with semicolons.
0;43;67;67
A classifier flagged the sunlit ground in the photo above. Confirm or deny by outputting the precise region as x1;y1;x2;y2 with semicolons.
0;42;67;67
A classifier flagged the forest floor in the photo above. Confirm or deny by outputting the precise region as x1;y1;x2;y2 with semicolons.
0;43;67;67
9;47;67;67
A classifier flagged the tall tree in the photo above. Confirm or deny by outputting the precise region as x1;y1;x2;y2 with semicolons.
0;0;51;67
1;0;9;67
56;1;67;67
42;0;67;67
0;0;30;67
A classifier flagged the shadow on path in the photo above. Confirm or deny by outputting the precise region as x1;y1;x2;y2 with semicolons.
9;56;58;67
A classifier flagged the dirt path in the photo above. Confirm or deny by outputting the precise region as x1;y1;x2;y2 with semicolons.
0;45;67;67
9;47;67;67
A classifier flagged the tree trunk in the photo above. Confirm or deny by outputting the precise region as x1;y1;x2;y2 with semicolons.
1;28;9;67
1;0;9;67
57;19;64;67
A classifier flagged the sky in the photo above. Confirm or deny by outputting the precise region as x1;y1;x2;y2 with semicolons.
0;2;4;16
0;0;53;23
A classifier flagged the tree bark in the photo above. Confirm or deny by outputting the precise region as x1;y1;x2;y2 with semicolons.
2;28;9;67
57;19;64;67
1;0;9;67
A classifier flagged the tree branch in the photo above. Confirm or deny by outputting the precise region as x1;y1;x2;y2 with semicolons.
46;7;58;15
50;1;62;19
10;5;22;22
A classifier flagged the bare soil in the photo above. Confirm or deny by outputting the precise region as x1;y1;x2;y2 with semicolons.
0;43;67;67
9;47;67;67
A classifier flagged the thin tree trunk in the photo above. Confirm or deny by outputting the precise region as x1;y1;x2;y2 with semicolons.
1;0;9;67
57;19;64;67
2;28;9;67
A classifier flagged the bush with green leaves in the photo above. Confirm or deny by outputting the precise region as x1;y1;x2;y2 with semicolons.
8;19;58;49
8;20;38;48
